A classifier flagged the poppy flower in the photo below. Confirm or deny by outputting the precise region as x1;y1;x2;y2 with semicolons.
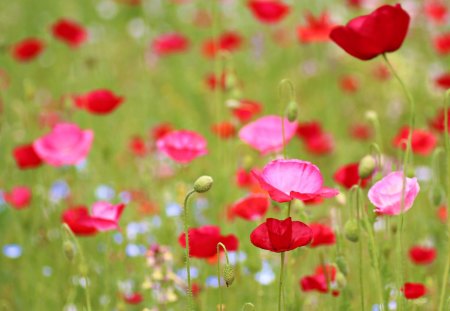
297;12;334;44
408;246;437;265
372;63;390;81
239;115;297;155
334;162;370;189
235;168;259;189
392;127;437;156
13;144;43;169
309;223;336;247
250;217;312;252
33;123;94;166
202;31;243;58
368;171;420;215
296;121;323;141
211;122;236;139
4;186;32;209
248;0;290;24
129;135;147;157
304;133;335;155
231;99;262;123
151;123;173;141
152;33;189;55
339;75;359;93
430;108;450;133
178;225;238;258
349;123;372;141
402;283;427;299
73;89;124;115
229;194;269;221
424;1;448;25
434;32;450;55
330;4;410;61
435;72;450;90
62;202;126;236
156;130;207;164
123;293;143;304
300;264;337;294
437;206;447;223
252;159;339;203
51;19;87;48
205;72;227;91
11;38;45;62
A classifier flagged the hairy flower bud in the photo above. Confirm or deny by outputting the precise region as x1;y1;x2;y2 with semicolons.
358;155;376;179
344;219;359;242
194;176;213;193
223;263;235;287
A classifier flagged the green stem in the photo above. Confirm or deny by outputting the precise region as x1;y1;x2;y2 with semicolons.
278;252;285;311
278;79;296;159
351;185;365;311
184;189;196;311
216;242;230;311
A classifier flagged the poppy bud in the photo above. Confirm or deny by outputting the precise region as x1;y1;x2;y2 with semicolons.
223;263;235;287
344;219;359;242
430;186;444;206
286;100;298;122
405;166;416;178
63;240;76;262
358;155;376;179
336;271;347;288
336;256;348;276
194;176;214;193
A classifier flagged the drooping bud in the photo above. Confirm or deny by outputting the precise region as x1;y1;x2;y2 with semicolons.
63;240;76;262
286;100;298;122
223;263;235;287
344;219;359;242
358;155;376;179
193;176;213;193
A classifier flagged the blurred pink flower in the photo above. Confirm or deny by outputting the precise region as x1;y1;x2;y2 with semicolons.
368;171;420;215
33;123;94;166
4;186;32;209
252;159;339;203
156;130;207;164
239;115;297;155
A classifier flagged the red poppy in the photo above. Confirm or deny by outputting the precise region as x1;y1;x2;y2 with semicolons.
123;293;143;304
424;1;448;25
202;31;243;58
250;217;312;252
129;135;147;157
300;264;337;294
303;197;324;206
334;162;370;189
330;4;410;61
62;206;98;236
248;0;290;24
229;194;269;221
434;32;450;55
339;75;359;93
296;121;323;141
430;108;450;133
152;33;189;55
211;122;236;139
402;283;426;299
52;19;87;48
74;89;124;115
4;186;32;209
372;63;390;81
151;123;173;141
297;12;334;44
12;38;45;62
205;72;226;91
305;133;334;155
191;283;202;297
235;168;259;189
349;123;372;141
393;126;437;156
437;205;447;223
231;99;262;123
408;246;437;265
435;72;450;89
13;144;43;169
309;223;336;248
178;226;238;258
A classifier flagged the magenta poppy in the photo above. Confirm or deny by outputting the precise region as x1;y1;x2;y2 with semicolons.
4;186;32;209
13;144;43;169
156;130;207;164
248;0;290;24
73;89;124;115
152;33;189;55
330;4;410;60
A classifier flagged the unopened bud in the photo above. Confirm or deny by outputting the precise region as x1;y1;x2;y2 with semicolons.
430;186;444;206
63;241;76;262
286;101;298;122
223;263;235;287
194;176;213;193
405;166;416;179
358;155;376;179
344;219;359;242
335;272;347;288
336;256;348;276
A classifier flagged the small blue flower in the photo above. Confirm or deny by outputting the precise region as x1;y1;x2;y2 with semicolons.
3;244;22;259
255;260;275;285
119;191;131;204
166;202;182;217
205;276;220;288
177;267;199;281
113;233;123;244
228;251;247;265
125;244;145;257
42;266;53;277
50;181;70;203
95;185;115;201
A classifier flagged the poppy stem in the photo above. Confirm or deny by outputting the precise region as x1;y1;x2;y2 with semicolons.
351;184;365;311
278;251;286;311
183;189;196;311
438;90;450;311
278;79;297;159
216;242;230;311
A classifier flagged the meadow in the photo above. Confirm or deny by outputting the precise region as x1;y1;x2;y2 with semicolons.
0;0;449;310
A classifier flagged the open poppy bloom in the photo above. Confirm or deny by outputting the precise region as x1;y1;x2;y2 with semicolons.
12;38;45;62
123;293;143;304
430;108;450;132
309;223;336;248
62;202;126;236
297;12;334;44
250;217;312;252
229;194;269;221
402;283;427;299
333;162;371;189
300;265;338;295
152;33;189;55
33;123;94;166
202;31;243;58
13;144;43;169
252;159;339;203
392;126;437;156
248;0;290;24
330;4;410;60
434;32;450;55
231;99;262;123
239;115;297;155
51;19;87;48
178;225;238;258
408;246;437;265
156;130;207;164
424;1;448;25
73;89;124;115
4;186;32;209
368;171;420;215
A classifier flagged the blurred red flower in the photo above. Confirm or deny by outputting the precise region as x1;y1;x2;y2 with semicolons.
434;32;450;55
151;123;173;141
402;283;426;299
300;264;338;295
52;19;87;48
309;223;336;248
334;162;370;189
424;1;448;25
232;99;262;123
74;89;124;115
349;123;372;141
429;108;450;133
123;293;143;304
297;12;334;44
129;135;147;157
211;121;236;139
435;72;450;89
393;126;437;156
4;186;32;209
152;33;189;55
12;38;45;62
305;133;334;155
202;31;243;58
339;75;359;93
408;246;437;265
248;0;290;24
13;144;43;169
229;194;269;221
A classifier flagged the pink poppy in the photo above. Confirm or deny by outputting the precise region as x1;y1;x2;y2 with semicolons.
4;186;32;209
248;0;290;24
239;115;297;155
368;171;420;215
156;130;207;164
252;159;339;203
33;123;94;166
152;33;189;55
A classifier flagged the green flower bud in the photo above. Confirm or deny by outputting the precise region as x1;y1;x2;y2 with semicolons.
223;263;235;287
358;155;376;179
63;240;76;262
430;186;444;206
193;176;213;193
335;272;347;288
336;256;348;276
286;100;298;122
344;219;359;242
405;166;416;178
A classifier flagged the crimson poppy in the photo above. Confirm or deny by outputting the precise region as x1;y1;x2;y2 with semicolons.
402;283;427;299
297;12;334;44
424;1;448;25
12;38;45;62
13;144;43;169
248;0;290;24
309;223;336;248
408;246;437;265
152;33;189;55
129;135;147;157
349;123;373;141
52;19;87;47
73;89;124;115
393;126;437;156
229;194;269;221
434;32;450;55
232;99;262;123
435;72;450;89
334;162;370;189
300;264;337;294
330;4;410;61
202;32;243;58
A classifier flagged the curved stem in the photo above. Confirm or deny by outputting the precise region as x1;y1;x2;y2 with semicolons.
216;242;230;311
183;189;196;311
